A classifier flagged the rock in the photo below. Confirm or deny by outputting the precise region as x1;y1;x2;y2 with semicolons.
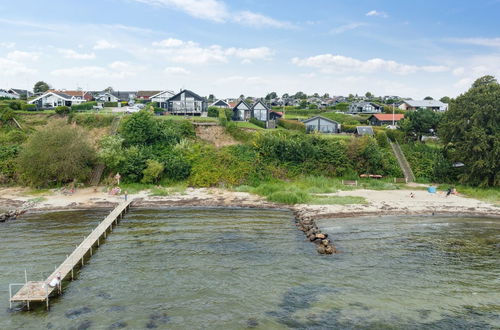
65;306;92;319
317;245;326;254
109;321;128;329
247;317;259;328
315;233;326;239
308;235;317;242
325;245;336;254
321;239;330;246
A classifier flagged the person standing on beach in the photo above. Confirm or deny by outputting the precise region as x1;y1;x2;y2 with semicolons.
124;191;128;201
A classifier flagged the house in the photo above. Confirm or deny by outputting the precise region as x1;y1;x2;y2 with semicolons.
232;99;252;121
0;89;19;99
356;126;374;136
8;88;33;99
166;89;207;115
348;102;383;114
251;99;270;122
28;91;86;109
398;100;448;112
95;91;137;103
210;99;231;108
270;111;283;120
48;89;93;102
151;90;175;108
368;114;405;126
95;92;119;103
136;90;161;101
111;91;137;102
303;116;341;133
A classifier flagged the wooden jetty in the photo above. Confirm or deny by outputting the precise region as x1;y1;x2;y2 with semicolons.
9;199;133;310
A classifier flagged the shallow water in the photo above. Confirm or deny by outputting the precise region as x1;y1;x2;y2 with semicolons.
0;209;498;329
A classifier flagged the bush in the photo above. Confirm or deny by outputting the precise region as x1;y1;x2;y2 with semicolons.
375;130;389;148
103;102;118;107
55;106;71;115
347;136;402;177
0;145;20;183
17;123;96;186
21;103;37;111
71;101;97;111
277;119;305;132
386;129;405;143
207;106;219;117
7;101;22;110
120;101;128;107
141;159;164;184
158;148;191;181
341;124;357;133
249;117;266;128
72;113;115;128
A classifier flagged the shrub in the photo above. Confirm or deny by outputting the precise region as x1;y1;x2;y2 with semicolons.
341;124;357;133
158;149;191;181
117;146;149;182
141;159;164;184
21;103;37;111
207;106;219;117
375;130;389;148
17;123;96;186
386;129;405;143
0;145;20;183
8;101;22;110
72;113;115;128
103;102;118;107
120;110;160;145
249;117;266;128
278;118;305;132
120;101;128;107
71;101;98;111
55;106;71;115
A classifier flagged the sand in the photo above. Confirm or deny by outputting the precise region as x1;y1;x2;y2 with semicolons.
0;186;498;219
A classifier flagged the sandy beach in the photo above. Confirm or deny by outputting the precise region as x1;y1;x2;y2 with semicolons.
1;186;499;219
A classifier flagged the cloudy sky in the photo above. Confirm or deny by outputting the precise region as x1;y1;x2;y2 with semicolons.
1;0;500;99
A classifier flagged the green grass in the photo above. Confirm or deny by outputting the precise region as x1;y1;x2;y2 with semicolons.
26;188;52;196
436;184;500;205
27;197;47;203
118;183;154;194
233;121;264;129
309;195;368;205
149;182;188;196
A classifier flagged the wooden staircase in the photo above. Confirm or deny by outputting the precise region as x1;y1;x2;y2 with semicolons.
390;141;416;183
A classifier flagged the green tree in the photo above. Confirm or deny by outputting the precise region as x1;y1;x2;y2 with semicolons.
424;96;434;100
323;93;330;98
403;109;442;141
365;92;373;99
440;96;451;103
120;110;159;145
33;81;50;94
141;159;164;183
439;75;500;186
294;91;307;99
97;135;125;172
17;123;96;186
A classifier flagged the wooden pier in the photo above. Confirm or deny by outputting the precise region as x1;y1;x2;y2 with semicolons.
9;199;133;310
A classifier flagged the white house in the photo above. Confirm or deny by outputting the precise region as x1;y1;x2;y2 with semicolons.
95;92;119;103
251;99;270;122
398;100;448;112
28;91;86;109
151;90;175;108
0;89;19;99
348;102;382;114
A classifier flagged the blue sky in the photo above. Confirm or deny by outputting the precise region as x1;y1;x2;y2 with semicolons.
1;0;499;98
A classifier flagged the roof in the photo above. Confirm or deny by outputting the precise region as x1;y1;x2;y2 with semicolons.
404;100;446;107
302;116;340;125
167;89;205;101
210;99;230;107
48;90;88;97
356;126;374;135
370;114;405;121
137;90;161;98
232;99;251;110
9;88;31;95
251;99;270;110
28;91;72;103
150;90;175;99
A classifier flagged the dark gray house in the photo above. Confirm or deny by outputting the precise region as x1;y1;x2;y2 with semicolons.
348;102;382;114
232;99;252;121
303;116;341;133
210;99;230;108
166;89;207;116
251;99;270;122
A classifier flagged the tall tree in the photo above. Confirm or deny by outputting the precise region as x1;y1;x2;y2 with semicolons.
439;75;500;186
401;109;442;141
208;94;215;102
294;91;307;99
365;92;373;99
440;96;451;103
33;81;50;94
323;93;330;98
424;96;434;100
265;92;277;100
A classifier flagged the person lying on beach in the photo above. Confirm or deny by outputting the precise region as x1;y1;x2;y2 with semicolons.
410;192;415;198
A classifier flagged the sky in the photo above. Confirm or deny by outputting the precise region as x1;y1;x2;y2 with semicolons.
1;0;500;99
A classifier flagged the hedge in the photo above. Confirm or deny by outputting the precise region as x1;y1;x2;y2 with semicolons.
71;101;97;111
249;117;266;129
208;106;219;117
55;106;71;115
386;129;405;143
278;118;305;132
103;102;118;107
21;103;37;111
341;124;357;133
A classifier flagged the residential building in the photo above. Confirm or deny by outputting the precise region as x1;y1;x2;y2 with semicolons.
303;116;341;133
368;114;405;126
48;89;93;102
232;99;252;121
166;89;207;115
0;89;19;99
28;91;86;109
8;88;33;98
136;90;161;100
151;90;175;108
398;100;448;111
348;102;383;114
251;99;270;122
210;99;231;108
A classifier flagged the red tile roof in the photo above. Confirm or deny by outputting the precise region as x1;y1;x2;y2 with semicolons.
371;114;405;121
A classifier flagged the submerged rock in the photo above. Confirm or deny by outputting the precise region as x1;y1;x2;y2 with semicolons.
246;317;259;328
109;321;128;329
65;306;92;319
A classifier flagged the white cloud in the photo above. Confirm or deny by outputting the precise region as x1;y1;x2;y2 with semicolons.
51;61;143;78
152;38;273;64
452;67;465;76
6;50;39;61
133;0;228;22
292;54;449;75
330;22;366;34
132;0;294;28
447;37;500;47
0;57;37;75
164;66;190;75
366;10;388;18
0;42;15;48
231;11;295;29
93;40;117;50
58;49;96;59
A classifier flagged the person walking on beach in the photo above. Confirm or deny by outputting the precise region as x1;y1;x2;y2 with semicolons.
446;187;452;197
124;191;128;201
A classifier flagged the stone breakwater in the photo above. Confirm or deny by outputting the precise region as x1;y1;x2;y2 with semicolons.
294;209;337;255
0;201;36;223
